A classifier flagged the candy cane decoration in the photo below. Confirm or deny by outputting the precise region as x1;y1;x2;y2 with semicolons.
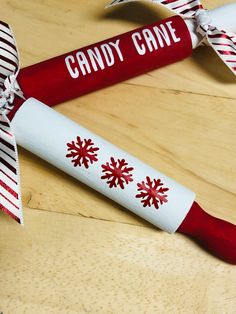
107;0;236;75
0;21;24;224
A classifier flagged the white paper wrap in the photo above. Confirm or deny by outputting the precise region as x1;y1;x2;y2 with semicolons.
12;98;195;233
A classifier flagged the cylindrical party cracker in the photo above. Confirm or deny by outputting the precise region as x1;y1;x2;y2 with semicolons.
7;0;235;119
14;15;192;111
11;97;236;264
12;98;195;234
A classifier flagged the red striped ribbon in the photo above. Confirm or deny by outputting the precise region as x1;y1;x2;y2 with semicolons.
107;0;236;75
0;21;24;224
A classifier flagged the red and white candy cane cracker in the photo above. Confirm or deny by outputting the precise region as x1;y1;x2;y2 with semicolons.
13;97;195;234
8;0;236;115
11;97;236;264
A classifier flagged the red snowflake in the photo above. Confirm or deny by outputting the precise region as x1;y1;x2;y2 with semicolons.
136;176;169;210
66;136;99;168
101;157;134;189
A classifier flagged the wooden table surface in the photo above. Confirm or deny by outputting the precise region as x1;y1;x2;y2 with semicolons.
1;1;236;313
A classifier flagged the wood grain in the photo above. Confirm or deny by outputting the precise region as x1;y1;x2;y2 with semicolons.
1;1;236;313
1;209;236;314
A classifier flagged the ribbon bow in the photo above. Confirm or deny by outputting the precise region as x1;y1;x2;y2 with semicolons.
107;0;236;75
0;21;24;224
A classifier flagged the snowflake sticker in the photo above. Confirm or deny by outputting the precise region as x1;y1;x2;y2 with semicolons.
136;176;169;210
101;157;134;189
66;136;99;169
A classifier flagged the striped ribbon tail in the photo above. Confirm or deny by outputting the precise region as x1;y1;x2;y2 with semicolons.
0;21;24;224
107;0;236;75
0;115;22;223
207;30;236;75
0;21;19;86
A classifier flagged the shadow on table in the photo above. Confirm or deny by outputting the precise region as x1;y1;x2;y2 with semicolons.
0;210;17;225
192;47;235;84
95;2;170;26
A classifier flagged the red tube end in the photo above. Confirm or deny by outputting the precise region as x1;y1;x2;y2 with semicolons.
177;202;236;264
8;96;25;121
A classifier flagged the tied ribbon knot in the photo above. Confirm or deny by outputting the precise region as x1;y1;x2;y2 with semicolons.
107;0;236;75
195;9;214;37
0;75;24;110
0;21;24;224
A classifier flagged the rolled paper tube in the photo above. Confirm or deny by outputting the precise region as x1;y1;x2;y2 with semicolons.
11;98;236;264
7;1;235;120
12;15;192;116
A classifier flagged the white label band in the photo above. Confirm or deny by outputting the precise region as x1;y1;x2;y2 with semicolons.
12;98;195;233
